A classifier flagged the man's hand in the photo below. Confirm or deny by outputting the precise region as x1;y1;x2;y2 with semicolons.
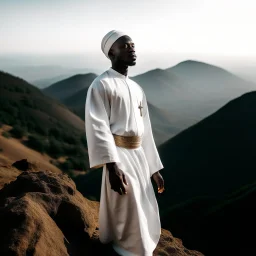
106;162;128;195
152;171;165;194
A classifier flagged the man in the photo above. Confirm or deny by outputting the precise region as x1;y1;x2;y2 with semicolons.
85;30;165;256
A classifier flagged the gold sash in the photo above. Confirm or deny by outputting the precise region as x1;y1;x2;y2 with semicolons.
91;134;142;169
113;134;142;149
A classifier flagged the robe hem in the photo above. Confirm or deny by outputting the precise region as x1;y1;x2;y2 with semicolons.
113;243;146;256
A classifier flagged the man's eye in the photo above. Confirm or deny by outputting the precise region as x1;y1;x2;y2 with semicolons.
124;43;135;48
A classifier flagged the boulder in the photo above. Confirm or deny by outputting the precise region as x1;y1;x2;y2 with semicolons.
0;166;203;255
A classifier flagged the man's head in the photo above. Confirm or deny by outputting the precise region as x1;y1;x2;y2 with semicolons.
101;30;137;66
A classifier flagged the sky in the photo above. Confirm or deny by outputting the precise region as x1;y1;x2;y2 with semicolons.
0;0;256;77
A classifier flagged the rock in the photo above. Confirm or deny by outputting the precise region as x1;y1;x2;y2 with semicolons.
12;159;34;171
153;229;204;256
0;170;102;256
0;168;204;256
0;164;21;190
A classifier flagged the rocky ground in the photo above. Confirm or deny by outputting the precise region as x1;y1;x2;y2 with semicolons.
0;160;204;256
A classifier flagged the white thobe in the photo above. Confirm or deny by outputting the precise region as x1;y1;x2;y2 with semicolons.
85;67;163;256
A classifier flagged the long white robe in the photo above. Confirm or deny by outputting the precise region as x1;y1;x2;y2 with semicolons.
85;67;163;256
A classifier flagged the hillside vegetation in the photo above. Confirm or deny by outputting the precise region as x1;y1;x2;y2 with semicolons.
0;71;88;172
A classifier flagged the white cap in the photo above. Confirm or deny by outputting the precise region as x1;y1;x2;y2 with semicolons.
101;30;127;59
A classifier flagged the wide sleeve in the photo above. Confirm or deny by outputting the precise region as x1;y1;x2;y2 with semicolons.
85;80;120;169
141;91;164;176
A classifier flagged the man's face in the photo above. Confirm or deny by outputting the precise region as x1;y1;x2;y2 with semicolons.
108;35;137;66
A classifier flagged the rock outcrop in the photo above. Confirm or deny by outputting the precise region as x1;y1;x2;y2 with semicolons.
0;164;203;256
12;158;36;172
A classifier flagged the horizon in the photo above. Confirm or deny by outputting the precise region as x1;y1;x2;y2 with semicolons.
1;52;256;84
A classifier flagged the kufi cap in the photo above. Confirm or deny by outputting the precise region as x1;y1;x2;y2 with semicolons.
101;30;127;59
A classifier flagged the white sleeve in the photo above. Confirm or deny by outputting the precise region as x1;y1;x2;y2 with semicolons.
141;91;164;176
85;80;120;169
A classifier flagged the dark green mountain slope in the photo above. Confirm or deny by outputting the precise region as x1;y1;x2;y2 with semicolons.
160;180;256;256
43;73;97;100
0;70;88;171
158;90;256;207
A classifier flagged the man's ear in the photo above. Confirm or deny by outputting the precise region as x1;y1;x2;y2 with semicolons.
108;48;114;60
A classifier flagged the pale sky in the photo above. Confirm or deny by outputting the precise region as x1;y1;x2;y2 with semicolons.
0;0;256;78
1;0;256;56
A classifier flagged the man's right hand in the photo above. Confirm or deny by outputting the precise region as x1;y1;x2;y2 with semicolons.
106;162;128;195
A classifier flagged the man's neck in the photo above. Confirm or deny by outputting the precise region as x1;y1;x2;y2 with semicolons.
111;65;128;77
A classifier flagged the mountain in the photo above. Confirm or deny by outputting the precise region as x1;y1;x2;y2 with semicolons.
43;73;97;100
0;71;89;172
156;90;256;255
132;60;256;119
62;87;88;125
0;70;84;131
147;102;181;145
168;60;254;95
160;180;256;256
33;74;77;89
227;64;256;84
63;85;90;108
158;90;256;206
132;67;192;109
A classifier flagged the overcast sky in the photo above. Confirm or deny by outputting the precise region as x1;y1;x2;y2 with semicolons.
0;0;256;77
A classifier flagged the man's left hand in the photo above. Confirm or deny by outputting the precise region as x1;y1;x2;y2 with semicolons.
152;172;165;194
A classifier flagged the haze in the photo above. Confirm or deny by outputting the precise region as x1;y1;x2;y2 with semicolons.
0;0;255;79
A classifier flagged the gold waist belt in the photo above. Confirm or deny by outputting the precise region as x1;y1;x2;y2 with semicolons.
113;134;142;149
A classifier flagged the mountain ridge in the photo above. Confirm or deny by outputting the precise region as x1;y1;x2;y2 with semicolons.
0;71;89;172
43;73;97;100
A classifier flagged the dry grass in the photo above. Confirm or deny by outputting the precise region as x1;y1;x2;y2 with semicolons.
0;127;62;174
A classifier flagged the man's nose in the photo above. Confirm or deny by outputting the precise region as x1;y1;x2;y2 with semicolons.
127;44;135;51
128;47;135;53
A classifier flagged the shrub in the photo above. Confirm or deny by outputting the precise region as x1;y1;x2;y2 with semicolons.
59;160;74;172
21;97;35;108
26;121;35;132
0;111;16;126
69;157;87;170
2;131;11;138
7;106;18;118
10;125;26;138
34;124;48;136
7;87;14;92
62;132;78;144
25;88;31;94
14;86;24;93
81;134;87;147
49;159;55;164
63;145;84;156
48;127;61;140
46;139;63;158
26;134;45;153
